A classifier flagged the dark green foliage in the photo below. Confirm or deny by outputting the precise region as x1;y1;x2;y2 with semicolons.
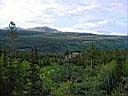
0;29;128;53
0;46;128;96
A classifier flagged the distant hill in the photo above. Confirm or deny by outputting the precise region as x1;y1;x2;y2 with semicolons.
27;26;60;33
0;27;127;53
2;26;59;33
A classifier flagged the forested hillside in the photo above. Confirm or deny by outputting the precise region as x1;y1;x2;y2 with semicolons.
0;29;127;53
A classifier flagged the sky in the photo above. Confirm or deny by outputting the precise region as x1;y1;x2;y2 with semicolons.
0;0;127;35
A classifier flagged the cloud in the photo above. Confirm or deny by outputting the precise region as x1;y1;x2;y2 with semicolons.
56;19;110;34
0;0;99;27
0;0;57;28
0;0;127;35
67;3;99;16
0;0;6;8
48;2;99;16
69;19;110;32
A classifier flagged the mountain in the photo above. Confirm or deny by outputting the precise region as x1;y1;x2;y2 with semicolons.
27;26;60;33
2;26;60;33
0;27;127;53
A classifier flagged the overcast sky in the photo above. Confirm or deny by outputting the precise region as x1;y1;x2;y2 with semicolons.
0;0;127;35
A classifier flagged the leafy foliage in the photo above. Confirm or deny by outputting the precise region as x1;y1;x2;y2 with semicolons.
0;46;128;96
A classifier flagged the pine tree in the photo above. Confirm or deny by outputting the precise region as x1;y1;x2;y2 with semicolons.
29;46;43;96
87;43;97;70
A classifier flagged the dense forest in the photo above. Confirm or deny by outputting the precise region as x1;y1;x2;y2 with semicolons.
0;45;128;96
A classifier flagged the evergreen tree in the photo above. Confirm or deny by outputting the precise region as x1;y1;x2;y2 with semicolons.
29;46;43;96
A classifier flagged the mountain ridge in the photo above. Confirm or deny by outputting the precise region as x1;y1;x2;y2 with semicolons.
27;26;60;33
1;26;60;33
1;26;127;36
